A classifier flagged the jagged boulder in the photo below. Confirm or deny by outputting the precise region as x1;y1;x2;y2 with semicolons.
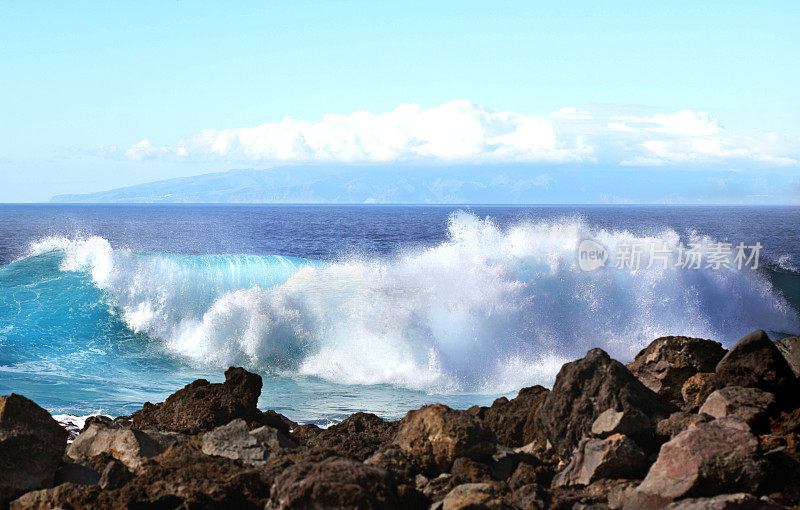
470;385;550;447
130;366;291;434
0;394;69;504
397;404;495;474
627;336;726;404
775;335;800;378
201;418;296;464
699;386;776;427
552;434;648;487
442;483;509;510
682;372;719;408
533;349;675;457
625;418;769;509
654;412;712;441
67;422;183;470
591;408;652;439
715;330;796;398
292;412;398;461
662;493;782;509
265;457;416;509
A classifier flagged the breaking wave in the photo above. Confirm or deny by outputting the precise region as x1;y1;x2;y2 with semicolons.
20;211;800;393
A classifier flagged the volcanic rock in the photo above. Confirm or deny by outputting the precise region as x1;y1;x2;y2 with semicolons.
654;411;712;441
441;483;509;510
627;336;726;404
552;434;648;487
397;403;495;474
699;386;776;427
130;366;291;434
775;335;800;378
681;372;719;408
715;330;796;397
201;418;296;464
625;418;769;508
265;456;414;510
67;422;180;470
0;394;69;504
472;385;550;447
533;348;675;457
661;493;782;509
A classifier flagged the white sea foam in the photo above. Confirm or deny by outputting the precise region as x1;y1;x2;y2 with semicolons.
28;212;800;394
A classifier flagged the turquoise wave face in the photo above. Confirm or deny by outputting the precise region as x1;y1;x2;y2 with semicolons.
2;213;800;420
0;248;502;422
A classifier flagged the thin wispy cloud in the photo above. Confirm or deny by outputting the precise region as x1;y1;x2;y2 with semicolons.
125;101;800;168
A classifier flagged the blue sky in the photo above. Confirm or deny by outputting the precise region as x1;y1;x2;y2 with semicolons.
1;1;799;203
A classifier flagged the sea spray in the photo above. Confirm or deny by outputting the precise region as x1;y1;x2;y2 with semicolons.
16;211;799;394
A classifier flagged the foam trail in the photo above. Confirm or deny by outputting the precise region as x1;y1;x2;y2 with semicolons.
29;212;800;394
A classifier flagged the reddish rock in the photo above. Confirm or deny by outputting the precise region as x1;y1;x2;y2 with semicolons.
0;394;69;504
662;493;782;509
552;434;648;487
397;404;495;474
775;335;800;378
533;349;675;457
699;386;776;427
715;330;796;398
627;336;726;404
655;412;712;441
626;418;769;508
681;372;719;408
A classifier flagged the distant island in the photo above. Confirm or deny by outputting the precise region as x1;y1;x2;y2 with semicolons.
50;166;565;205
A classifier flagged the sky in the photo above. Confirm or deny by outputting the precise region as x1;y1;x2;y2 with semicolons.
1;1;799;203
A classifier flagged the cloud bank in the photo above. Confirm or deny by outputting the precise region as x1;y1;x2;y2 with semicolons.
125;100;799;167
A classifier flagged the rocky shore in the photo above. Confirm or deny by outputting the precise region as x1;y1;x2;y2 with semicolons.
2;329;800;509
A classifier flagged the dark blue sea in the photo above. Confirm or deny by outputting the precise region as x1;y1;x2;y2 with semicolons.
1;204;799;425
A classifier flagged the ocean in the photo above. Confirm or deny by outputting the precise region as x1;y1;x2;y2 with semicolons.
0;204;799;425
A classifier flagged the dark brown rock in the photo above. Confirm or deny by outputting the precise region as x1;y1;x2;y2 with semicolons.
0;394;69;504
451;457;493;484
552;434;648;487
625;418;769;509
775;335;800;378
699;386;776;427
662;493;782;509
130;366;291;434
53;462;100;486
715;330;796;397
397;403;495;474
654;411;712;441
681;372;719;408
10;441;272;509
442;482;509;510
533;348;675;457
591;408;651;439
265;456;414;510
98;460;132;490
365;447;419;481
292;412;398;461
627;336;726;404
473;386;550;447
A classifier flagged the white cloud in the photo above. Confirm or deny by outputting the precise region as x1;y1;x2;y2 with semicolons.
125;101;799;168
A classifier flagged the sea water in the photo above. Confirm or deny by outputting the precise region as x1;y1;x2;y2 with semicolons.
0;204;798;425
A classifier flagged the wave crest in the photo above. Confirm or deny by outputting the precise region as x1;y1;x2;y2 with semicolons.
28;211;800;393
